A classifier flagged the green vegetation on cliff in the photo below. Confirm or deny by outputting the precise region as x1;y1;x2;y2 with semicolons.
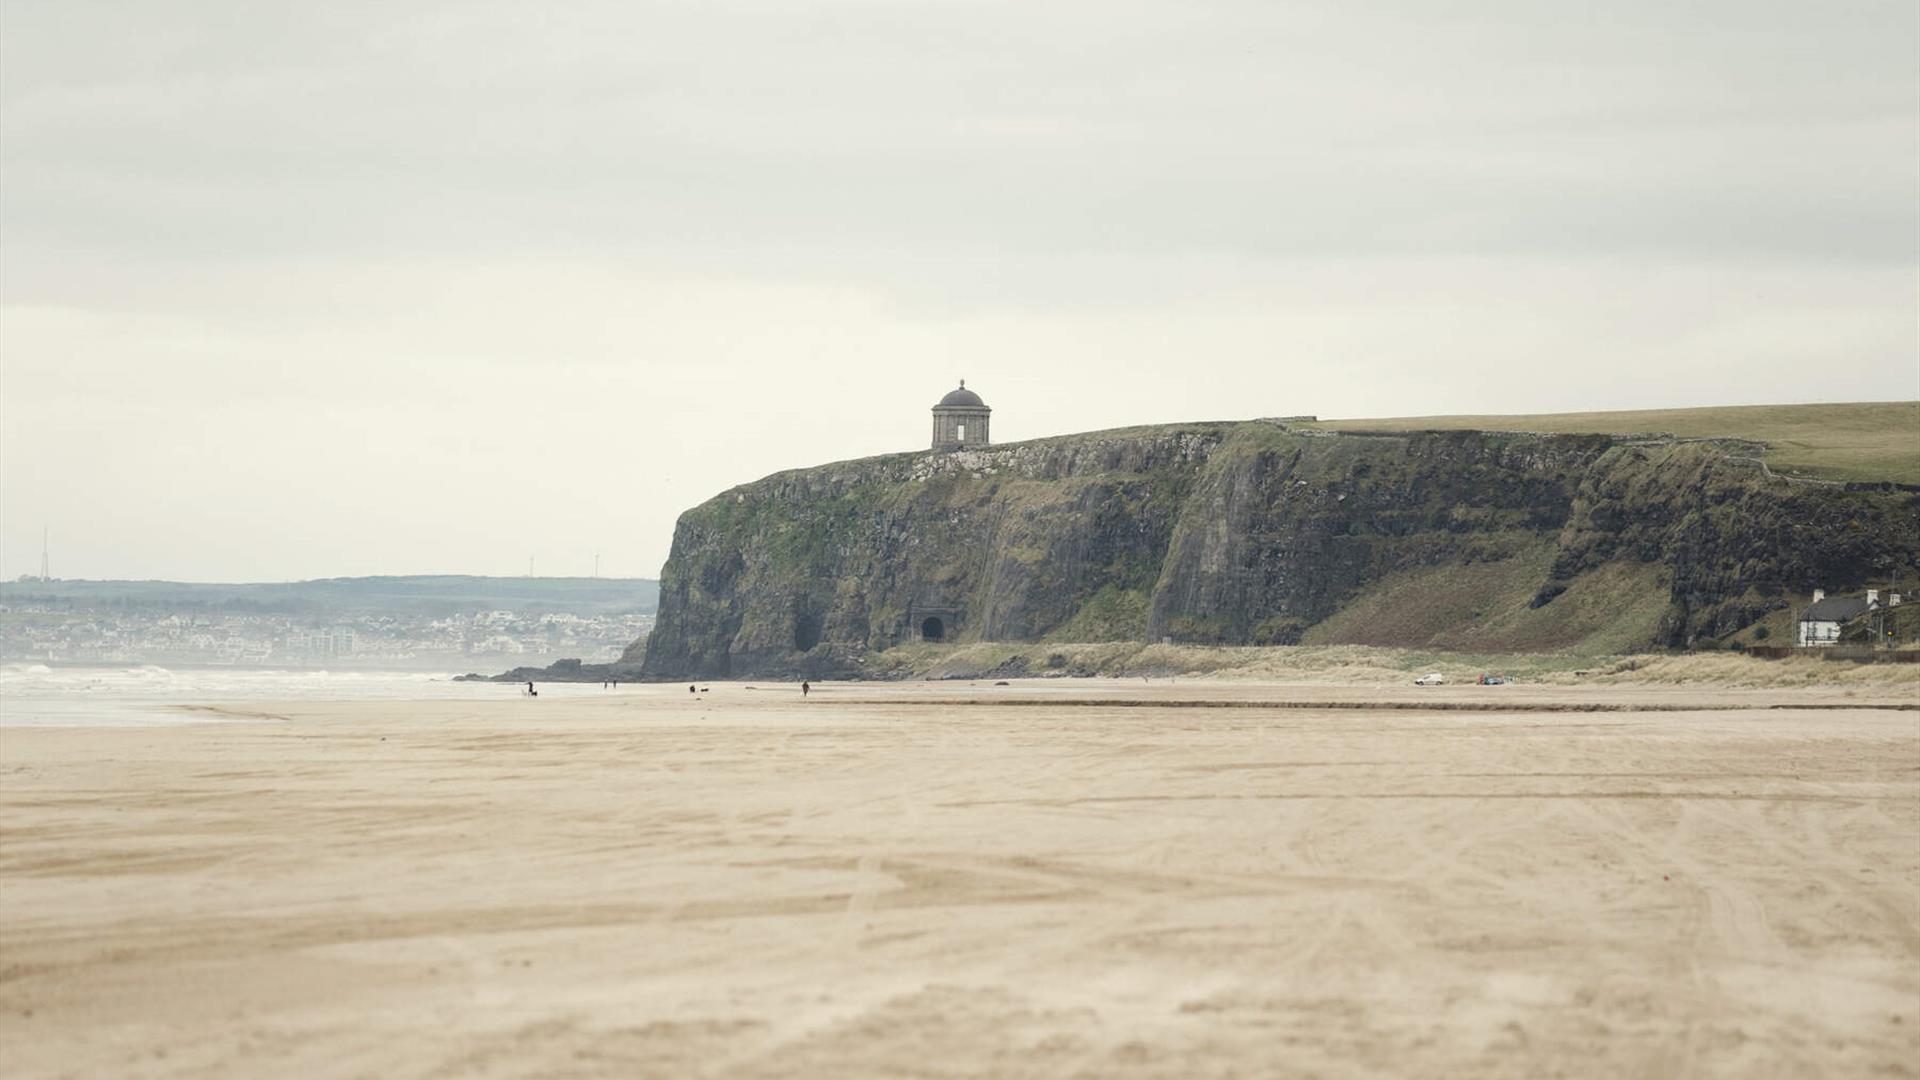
642;407;1920;680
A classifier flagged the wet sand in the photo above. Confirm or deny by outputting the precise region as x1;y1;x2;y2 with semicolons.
3;680;1917;1078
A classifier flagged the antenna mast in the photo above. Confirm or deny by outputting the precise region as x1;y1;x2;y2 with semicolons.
40;526;49;582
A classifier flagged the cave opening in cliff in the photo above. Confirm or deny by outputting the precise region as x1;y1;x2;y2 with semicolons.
921;616;945;641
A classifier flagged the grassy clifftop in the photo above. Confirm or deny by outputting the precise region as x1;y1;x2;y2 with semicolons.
1303;401;1918;484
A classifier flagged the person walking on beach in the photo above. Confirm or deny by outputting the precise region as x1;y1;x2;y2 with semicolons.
526;681;537;697
801;681;810;698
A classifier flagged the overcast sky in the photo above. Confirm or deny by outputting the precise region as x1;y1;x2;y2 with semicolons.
3;0;1916;582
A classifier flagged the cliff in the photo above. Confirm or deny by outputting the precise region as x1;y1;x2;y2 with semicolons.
641;419;1920;680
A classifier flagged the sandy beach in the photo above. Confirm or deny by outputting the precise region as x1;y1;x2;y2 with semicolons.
3;679;1916;1078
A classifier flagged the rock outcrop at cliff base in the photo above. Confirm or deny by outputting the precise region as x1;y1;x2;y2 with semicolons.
640;421;1920;680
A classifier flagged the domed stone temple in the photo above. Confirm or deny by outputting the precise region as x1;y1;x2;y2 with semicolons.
931;381;991;450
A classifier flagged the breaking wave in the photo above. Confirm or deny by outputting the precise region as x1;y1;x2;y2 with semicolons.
0;664;498;727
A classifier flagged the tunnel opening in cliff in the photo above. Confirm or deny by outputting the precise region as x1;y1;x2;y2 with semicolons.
793;612;823;652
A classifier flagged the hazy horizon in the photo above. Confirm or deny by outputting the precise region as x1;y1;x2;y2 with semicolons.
2;569;659;585
5;0;1916;581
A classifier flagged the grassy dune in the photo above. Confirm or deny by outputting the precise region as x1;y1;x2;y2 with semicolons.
862;640;1920;689
1303;401;1919;483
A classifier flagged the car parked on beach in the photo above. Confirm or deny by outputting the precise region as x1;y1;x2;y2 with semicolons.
1413;673;1447;686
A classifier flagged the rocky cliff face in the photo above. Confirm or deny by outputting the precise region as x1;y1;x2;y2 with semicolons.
641;422;1920;679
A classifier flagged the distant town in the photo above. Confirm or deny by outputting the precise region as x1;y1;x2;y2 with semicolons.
0;575;656;671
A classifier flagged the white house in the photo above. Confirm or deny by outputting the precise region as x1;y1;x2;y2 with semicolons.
1796;589;1900;646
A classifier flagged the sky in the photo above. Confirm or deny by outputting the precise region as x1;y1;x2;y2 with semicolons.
3;0;1916;582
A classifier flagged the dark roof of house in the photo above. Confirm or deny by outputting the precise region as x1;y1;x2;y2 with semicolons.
1801;596;1872;622
936;385;987;408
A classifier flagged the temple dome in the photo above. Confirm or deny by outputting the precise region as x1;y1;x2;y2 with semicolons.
937;384;986;408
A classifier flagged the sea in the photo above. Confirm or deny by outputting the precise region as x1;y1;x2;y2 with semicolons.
0;663;554;727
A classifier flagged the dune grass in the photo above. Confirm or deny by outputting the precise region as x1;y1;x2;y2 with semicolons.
1300;401;1919;484
860;640;1920;689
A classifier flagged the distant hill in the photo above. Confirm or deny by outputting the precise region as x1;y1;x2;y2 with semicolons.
1302;401;1918;484
0;575;658;617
